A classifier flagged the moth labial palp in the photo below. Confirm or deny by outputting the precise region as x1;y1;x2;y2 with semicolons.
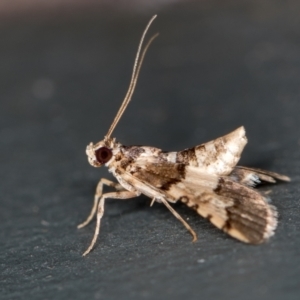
78;15;290;256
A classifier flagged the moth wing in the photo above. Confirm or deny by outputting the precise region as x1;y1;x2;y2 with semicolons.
177;126;247;175
168;166;277;244
230;166;290;186
127;161;277;244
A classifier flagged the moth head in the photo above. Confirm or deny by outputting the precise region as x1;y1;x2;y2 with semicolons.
86;139;114;167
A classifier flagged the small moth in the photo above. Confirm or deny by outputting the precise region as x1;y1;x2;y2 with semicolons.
78;15;290;256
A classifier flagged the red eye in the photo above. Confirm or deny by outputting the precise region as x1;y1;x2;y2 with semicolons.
95;147;112;164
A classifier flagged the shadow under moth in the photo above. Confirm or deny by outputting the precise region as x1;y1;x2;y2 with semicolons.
78;15;290;256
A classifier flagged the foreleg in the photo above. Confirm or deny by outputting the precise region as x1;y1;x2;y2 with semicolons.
77;178;124;229
82;190;139;256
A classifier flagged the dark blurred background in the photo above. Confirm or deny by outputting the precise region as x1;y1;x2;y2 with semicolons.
1;1;300;300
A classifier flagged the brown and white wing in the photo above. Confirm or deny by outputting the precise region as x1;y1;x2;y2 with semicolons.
166;166;278;244
176;126;247;176
230;166;291;186
126;161;278;244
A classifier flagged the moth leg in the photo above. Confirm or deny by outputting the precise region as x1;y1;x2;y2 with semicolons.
77;178;124;229
150;198;156;207
82;190;139;256
160;198;197;242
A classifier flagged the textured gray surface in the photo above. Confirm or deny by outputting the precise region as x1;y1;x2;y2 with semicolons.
1;1;300;299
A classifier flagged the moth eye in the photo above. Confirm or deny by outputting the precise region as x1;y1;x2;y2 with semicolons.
95;147;112;164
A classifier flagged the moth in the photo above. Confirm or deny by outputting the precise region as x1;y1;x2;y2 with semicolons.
78;15;290;256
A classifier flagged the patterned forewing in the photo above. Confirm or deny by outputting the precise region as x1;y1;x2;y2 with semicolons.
127;161;277;244
176;126;247;175
179;171;277;243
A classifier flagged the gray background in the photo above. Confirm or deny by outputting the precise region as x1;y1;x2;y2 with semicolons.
1;1;300;299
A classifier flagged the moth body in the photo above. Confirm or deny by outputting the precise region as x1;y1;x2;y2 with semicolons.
78;15;290;256
81;127;289;256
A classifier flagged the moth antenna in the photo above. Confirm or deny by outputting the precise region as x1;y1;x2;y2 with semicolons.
107;32;159;137
105;15;158;139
